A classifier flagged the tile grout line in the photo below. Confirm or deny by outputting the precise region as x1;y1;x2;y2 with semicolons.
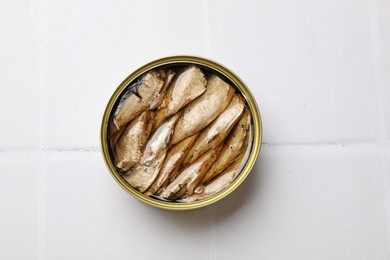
202;0;211;57
208;206;217;260
0;141;389;155
262;141;390;146
384;151;390;255
368;0;390;251
368;0;387;143
33;0;48;258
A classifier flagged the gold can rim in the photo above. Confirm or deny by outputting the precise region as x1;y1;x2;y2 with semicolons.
100;55;262;210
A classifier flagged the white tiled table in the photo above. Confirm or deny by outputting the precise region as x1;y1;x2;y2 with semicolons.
1;0;389;259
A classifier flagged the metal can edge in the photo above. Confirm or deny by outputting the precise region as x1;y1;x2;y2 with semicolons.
100;55;263;210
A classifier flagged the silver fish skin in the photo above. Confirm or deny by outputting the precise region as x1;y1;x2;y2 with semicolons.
185;124;253;202
115;111;153;172
181;156;243;203
123;113;181;193
202;108;251;184
112;70;164;133
160;145;222;200
170;75;234;145
149;69;176;110
154;66;206;128
145;134;198;196
183;95;245;166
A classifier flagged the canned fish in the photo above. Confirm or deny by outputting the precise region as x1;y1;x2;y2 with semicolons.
101;56;262;210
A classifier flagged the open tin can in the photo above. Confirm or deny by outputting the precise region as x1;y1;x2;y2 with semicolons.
101;56;262;210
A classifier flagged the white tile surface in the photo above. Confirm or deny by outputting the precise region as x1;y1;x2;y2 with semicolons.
0;2;40;149
0;156;39;260
215;145;389;259
208;0;380;144
46;152;213;260
44;0;206;149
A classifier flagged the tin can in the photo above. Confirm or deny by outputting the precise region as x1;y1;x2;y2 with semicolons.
101;55;262;210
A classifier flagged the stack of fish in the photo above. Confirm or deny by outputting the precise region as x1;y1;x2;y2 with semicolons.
109;65;252;202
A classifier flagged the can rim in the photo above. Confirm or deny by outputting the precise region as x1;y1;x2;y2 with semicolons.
100;55;262;210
